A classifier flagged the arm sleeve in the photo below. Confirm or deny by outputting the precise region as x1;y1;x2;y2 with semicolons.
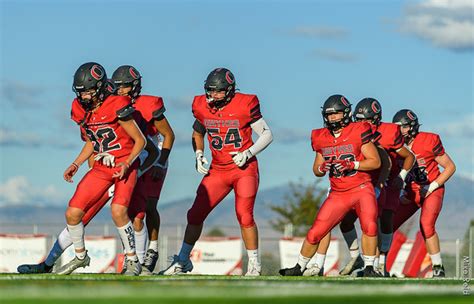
431;134;445;156
193;119;206;135
248;118;273;156
361;123;373;144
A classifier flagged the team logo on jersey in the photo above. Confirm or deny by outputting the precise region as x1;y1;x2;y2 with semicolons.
91;65;104;80
340;96;350;106
129;67;140;79
407;110;416;121
225;71;235;84
371;101;380;113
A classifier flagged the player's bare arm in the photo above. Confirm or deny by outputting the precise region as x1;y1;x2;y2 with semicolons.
358;141;381;171
422;153;456;197
154;115;175;166
139;137;160;172
63;140;94;183
115;117;146;179
391;145;416;189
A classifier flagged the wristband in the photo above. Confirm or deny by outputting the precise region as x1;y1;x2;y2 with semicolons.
399;169;408;181
353;161;360;170
72;162;80;169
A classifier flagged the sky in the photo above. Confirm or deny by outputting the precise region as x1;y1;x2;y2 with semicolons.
0;0;473;207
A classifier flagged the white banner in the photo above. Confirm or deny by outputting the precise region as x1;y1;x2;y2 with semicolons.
0;234;48;273
279;238;340;276
60;236;117;273
190;237;243;275
390;240;414;277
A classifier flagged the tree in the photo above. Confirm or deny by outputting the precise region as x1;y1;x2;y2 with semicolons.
206;226;226;237
269;179;327;237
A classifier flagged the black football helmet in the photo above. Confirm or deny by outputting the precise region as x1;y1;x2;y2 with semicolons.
354;98;382;125
392;109;420;140
204;68;236;108
112;65;142;99
321;94;352;131
72;62;107;109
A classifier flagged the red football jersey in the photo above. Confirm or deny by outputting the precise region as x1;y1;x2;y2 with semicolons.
132;95;166;137
370;122;405;181
71;95;136;161
192;93;263;170
405;132;445;189
311;122;373;192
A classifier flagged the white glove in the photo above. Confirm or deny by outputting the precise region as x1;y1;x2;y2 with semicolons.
195;150;209;175
229;150;253;168
421;181;439;198
94;152;115;167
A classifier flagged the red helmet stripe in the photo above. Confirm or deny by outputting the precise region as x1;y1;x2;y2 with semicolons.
90;65;103;80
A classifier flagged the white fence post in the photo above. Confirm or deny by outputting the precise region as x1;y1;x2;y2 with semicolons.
455;238;460;279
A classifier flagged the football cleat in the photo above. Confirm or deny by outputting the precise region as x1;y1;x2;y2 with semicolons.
376;262;390;277
17;262;53;274
158;255;193;275
432;264;446;278
56;252;90;275
303;264;324;277
123;256;142;276
339;255;364;276
279;264;304;276
361;266;383;277
140;249;159;276
245;259;262;276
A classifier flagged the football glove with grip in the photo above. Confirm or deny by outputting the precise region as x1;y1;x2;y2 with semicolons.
195;150;209;175
317;161;332;174
333;159;359;172
229;150;253;167
94;152;115;167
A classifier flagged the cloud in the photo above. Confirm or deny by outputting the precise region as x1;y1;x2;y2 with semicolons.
284;26;349;40
310;48;359;62
0;126;78;149
166;95;194;110
1;80;45;107
398;0;474;51
433;113;474;138
273;128;309;144
0;176;66;207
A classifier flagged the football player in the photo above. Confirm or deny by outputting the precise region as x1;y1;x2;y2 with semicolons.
160;68;273;276
392;109;455;278
21;63;145;276
334;98;415;276
279;94;381;277
112;65;175;275
17;78;159;275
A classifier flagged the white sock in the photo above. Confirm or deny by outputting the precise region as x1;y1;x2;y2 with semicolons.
343;228;359;258
45;228;72;266
135;225;148;264
149;240;159;252
117;221;136;255
363;255;376;267
379;254;386;265
297;254;311;270
374;257;379;269
247;249;259;263
315;253;326;268
430;252;442;266
178;242;194;261
67;222;85;258
380;232;393;253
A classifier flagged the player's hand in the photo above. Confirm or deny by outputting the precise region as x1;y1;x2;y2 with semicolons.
112;161;130;179
63;163;79;183
94;152;115;167
150;164;167;181
317;161;332;174
229;150;253;168
333;159;358;172
195;150;209;175
420;181;439;199
389;175;405;191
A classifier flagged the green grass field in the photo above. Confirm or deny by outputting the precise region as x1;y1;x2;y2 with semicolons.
0;274;471;304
